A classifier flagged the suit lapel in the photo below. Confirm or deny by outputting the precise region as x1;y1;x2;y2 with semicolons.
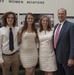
57;21;67;43
53;24;58;34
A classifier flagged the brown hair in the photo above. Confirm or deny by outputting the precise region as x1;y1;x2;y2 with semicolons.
39;15;52;32
2;11;17;27
20;12;38;38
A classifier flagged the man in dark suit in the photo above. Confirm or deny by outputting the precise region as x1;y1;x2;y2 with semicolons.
53;8;74;75
0;23;2;28
0;19;2;28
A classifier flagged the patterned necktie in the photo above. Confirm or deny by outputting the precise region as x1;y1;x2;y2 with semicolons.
9;28;14;51
54;24;61;49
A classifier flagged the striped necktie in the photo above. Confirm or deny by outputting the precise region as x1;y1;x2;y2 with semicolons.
54;24;61;49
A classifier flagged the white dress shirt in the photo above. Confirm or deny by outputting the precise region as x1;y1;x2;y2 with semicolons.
54;21;65;38
0;26;19;63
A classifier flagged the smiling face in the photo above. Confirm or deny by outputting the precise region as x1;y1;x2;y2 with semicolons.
6;14;14;26
58;8;67;23
41;16;48;30
27;14;34;25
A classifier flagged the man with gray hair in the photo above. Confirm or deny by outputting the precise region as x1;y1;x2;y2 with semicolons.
53;8;74;75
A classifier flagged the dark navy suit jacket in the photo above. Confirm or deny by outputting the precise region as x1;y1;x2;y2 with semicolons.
0;22;2;28
53;20;74;64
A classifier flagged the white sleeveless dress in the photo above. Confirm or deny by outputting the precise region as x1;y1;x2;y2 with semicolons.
38;30;57;71
20;32;38;68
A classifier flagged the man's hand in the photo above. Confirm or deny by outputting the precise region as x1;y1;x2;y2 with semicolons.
67;59;74;66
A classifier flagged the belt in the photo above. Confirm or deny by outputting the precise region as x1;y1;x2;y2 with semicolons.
2;51;18;56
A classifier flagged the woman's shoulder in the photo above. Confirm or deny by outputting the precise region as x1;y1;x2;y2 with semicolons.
48;27;54;33
18;27;23;33
51;27;54;31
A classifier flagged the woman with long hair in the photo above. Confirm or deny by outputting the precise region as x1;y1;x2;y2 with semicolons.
38;16;57;75
18;13;38;75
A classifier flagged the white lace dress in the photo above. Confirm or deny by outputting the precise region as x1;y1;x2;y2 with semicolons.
20;32;38;68
38;30;57;71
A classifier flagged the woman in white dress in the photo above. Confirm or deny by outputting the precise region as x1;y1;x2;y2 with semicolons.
18;13;38;75
38;16;57;75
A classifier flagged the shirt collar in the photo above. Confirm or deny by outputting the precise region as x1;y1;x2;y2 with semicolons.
6;25;14;29
58;20;66;25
